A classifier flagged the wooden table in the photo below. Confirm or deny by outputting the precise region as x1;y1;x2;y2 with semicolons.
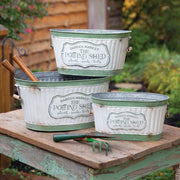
0;110;180;180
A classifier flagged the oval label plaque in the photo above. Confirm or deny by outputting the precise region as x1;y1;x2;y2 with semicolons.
61;41;110;68
107;111;147;131
48;92;92;119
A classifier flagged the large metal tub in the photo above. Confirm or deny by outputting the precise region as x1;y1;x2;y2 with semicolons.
15;71;109;131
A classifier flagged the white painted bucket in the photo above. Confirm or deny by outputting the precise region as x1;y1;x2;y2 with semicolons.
50;29;131;77
15;71;109;131
91;92;169;141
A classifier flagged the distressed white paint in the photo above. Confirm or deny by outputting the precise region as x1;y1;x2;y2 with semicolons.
92;104;167;136
52;36;129;72
17;82;109;127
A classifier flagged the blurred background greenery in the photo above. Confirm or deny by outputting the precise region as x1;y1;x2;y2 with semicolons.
111;0;180;122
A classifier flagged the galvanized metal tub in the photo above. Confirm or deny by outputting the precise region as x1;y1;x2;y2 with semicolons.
15;71;110;131
91;92;169;141
50;29;131;77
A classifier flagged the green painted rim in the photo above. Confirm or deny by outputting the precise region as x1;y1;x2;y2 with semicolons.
104;133;161;141
58;68;122;77
91;92;169;107
50;29;131;39
92;99;168;107
26;122;94;132
15;76;110;87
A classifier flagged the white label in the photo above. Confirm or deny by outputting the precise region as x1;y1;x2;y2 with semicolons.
61;41;110;68
48;93;92;119
107;112;147;130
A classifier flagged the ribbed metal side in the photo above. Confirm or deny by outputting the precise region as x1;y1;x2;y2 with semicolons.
18;82;109;126
51;36;129;71
92;104;167;135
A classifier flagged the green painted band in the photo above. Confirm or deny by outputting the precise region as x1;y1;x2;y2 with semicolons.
15;76;109;87
58;68;122;77
92;98;168;107
105;133;161;141
50;31;131;39
26;122;94;132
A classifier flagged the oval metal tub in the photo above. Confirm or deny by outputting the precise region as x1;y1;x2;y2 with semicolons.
91;92;169;141
50;29;131;77
15;71;110;131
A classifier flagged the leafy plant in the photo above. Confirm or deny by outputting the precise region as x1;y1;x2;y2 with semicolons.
122;0;180;53
1;168;25;179
0;0;48;40
118;88;137;92
138;167;174;180
126;28;155;64
134;46;180;115
111;64;139;83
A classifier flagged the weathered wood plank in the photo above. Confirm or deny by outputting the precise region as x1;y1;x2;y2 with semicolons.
0;154;11;168
18;50;55;67
13;0;88;71
30;59;57;71
92;145;180;180
0;110;180;170
1;131;180;180
13;40;51;55
48;1;87;15
0;43;11;113
15;23;87;46
0;110;132;169
0;25;9;37
0;134;91;180
26;12;88;30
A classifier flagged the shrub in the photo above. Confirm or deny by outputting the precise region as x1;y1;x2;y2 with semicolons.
135;46;180;115
0;0;48;40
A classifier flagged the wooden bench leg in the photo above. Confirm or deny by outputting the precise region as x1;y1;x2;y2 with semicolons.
175;164;180;180
0;154;11;169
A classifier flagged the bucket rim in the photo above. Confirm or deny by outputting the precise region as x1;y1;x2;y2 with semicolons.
91;92;169;107
50;29;131;38
15;71;110;87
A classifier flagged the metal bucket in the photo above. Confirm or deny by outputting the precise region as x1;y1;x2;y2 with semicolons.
91;92;169;141
15;71;110;131
50;29;131;77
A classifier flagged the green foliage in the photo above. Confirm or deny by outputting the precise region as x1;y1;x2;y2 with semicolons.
1;168;25;179
126;28;154;63
134;46;180;115
0;0;48;40
111;64;139;83
118;88;137;92
123;0;180;53
138;167;174;180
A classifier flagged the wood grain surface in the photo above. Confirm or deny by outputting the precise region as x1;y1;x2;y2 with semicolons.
0;109;180;169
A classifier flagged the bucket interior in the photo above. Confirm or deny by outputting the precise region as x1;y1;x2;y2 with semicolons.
16;71;105;82
92;92;169;102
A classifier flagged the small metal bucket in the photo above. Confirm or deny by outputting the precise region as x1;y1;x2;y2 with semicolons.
91;92;169;141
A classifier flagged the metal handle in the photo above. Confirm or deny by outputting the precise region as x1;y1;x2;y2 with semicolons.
53;134;87;142
50;35;53;48
13;94;22;101
127;36;132;52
